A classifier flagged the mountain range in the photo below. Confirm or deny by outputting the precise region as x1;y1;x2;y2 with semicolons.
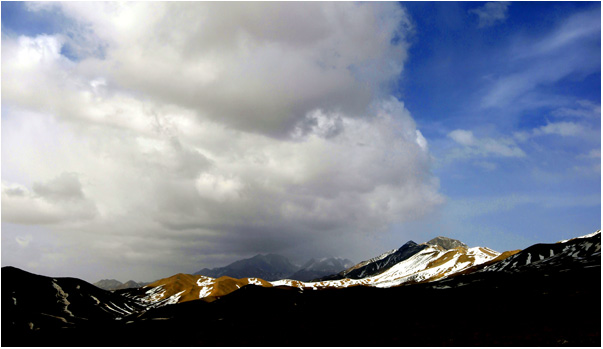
2;230;600;346
93;279;148;291
192;254;352;282
115;235;503;305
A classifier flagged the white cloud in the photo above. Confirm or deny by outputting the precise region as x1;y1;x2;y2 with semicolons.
415;130;428;151
551;100;601;119
532;121;587;137
480;8;600;110
15;235;32;248
1;3;443;281
19;2;411;138
448;129;525;158
469;2;510;28
448;129;475;146
2;176;98;225
586;149;601;159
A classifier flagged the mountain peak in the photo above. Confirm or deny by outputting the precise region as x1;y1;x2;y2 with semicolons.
401;240;418;248
425;236;468;250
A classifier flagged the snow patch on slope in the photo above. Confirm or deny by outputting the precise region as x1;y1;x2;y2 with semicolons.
51;281;74;317
247;278;263;286
557;230;601;244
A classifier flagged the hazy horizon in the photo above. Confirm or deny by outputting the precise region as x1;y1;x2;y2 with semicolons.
2;2;600;283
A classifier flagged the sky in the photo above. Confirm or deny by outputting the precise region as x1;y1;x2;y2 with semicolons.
1;2;600;283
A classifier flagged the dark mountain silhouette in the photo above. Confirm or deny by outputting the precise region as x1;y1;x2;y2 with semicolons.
1;266;146;346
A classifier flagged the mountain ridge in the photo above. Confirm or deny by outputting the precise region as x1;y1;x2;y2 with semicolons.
3;229;599;346
94;279;148;291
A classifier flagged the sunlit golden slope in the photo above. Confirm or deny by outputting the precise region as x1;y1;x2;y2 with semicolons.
135;274;274;305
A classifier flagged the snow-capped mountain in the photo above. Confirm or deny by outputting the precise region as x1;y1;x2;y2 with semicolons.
102;232;601;305
319;236;490;282
320;240;429;280
273;240;500;289
2;230;600;346
116;236;501;304
359;244;499;287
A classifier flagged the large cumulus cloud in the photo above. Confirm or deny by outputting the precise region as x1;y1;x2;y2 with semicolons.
2;2;443;282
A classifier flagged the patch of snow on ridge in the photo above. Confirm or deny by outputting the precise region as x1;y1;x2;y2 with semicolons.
197;277;214;287
557;230;601;244
197;277;214;299
140;285;166;303
199;286;213;299
90;295;100;305
108;302;132;315
164;290;186;305
247;278;263;286
271;279;295;287
52;281;74;317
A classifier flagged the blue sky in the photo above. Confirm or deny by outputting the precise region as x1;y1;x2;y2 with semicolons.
1;2;600;281
392;1;601;251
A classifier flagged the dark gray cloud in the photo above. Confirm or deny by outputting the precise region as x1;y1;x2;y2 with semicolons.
32;172;85;201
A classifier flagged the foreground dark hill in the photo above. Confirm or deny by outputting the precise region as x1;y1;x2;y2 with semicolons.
2;231;600;346
1;267;146;346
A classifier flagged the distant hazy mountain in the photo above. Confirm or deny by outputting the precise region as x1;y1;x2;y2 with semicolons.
287;257;353;281
193;253;299;281
93;279;123;290
94;279;147;291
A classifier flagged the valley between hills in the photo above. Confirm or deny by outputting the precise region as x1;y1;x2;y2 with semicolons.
2;231;600;346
